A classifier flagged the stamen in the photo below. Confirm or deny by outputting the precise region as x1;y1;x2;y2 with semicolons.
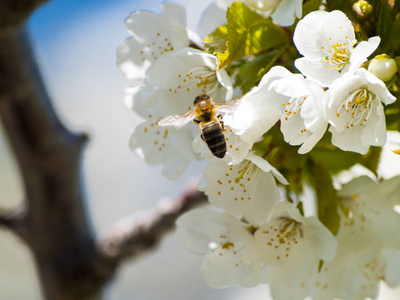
321;36;352;71
336;88;375;128
283;96;307;120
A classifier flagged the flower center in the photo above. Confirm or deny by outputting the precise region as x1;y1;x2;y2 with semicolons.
340;193;380;230
277;217;303;242
322;40;352;71
235;161;252;183
336;88;375;128
282;96;307;120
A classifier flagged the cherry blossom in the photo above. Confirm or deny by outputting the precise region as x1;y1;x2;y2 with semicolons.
294;10;380;87
326;68;396;154
128;48;233;179
176;208;264;288
117;2;190;83
254;201;338;292
198;152;287;225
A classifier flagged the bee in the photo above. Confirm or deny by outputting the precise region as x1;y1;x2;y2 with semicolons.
157;94;240;158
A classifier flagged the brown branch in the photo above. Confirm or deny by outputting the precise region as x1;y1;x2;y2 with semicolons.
0;0;208;299
98;185;208;261
0;0;49;35
0;25;116;300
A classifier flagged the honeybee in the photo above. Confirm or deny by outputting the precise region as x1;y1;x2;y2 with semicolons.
157;94;241;158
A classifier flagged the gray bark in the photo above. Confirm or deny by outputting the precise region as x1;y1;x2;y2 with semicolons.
0;1;207;299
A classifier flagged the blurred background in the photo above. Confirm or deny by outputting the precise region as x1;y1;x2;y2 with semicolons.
0;0;400;299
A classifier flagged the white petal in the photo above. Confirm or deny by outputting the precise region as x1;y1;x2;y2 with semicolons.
271;0;302;26
129;118;195;180
228;66;289;143
329;125;369;154
197;3;227;39
293;10;328;59
246;152;288;184
200;157;281;225
382;248;400;287
161;4;190;50
117;8;188;82
349;36;381;71
230;223;261;266
201;246;259;288
176;208;235;254
295;57;340;87
320;10;355;45
303;216;338;261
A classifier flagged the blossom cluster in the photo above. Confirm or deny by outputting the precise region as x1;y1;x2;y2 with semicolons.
117;1;400;299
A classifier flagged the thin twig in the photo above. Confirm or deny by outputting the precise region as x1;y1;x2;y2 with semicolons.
98;184;208;261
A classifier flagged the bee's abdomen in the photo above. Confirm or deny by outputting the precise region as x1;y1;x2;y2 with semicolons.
202;121;226;158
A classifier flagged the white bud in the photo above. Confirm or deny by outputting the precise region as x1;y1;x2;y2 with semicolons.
368;54;398;82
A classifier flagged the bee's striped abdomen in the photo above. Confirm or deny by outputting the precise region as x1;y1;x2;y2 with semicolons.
201;120;226;158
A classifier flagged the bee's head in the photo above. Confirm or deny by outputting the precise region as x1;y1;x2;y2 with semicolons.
194;94;211;106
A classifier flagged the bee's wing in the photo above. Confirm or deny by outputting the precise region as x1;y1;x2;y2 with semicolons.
215;97;242;113
157;110;196;128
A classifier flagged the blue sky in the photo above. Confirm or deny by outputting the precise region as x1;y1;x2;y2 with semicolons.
28;0;159;49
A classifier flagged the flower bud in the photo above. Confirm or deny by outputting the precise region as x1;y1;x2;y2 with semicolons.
352;0;373;18
368;54;398;82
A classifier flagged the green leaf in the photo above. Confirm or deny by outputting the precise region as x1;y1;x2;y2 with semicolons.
309;132;362;174
391;16;400;53
386;106;400;131
218;2;288;69
305;160;341;236
377;0;392;47
359;146;382;176
302;0;322;17
204;25;228;56
310;148;362;174
234;48;285;93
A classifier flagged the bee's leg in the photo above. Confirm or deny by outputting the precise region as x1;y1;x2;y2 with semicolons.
217;115;225;131
193;119;205;141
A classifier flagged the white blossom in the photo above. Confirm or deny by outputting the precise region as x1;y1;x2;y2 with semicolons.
117;2;189;83
269;67;328;154
254;201;337;292
148;47;233;116
326;68;396;154
198;152;287;225
176;208;264;288
337;175;400;253
227;66;327;154
128;48;233;180
294;10;380;87
294;175;400;299
226;66;287;146
129;114;196;180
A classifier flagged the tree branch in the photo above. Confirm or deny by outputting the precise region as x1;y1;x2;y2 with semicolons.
0;0;49;35
0;25;115;300
98;185;207;261
0;0;208;299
